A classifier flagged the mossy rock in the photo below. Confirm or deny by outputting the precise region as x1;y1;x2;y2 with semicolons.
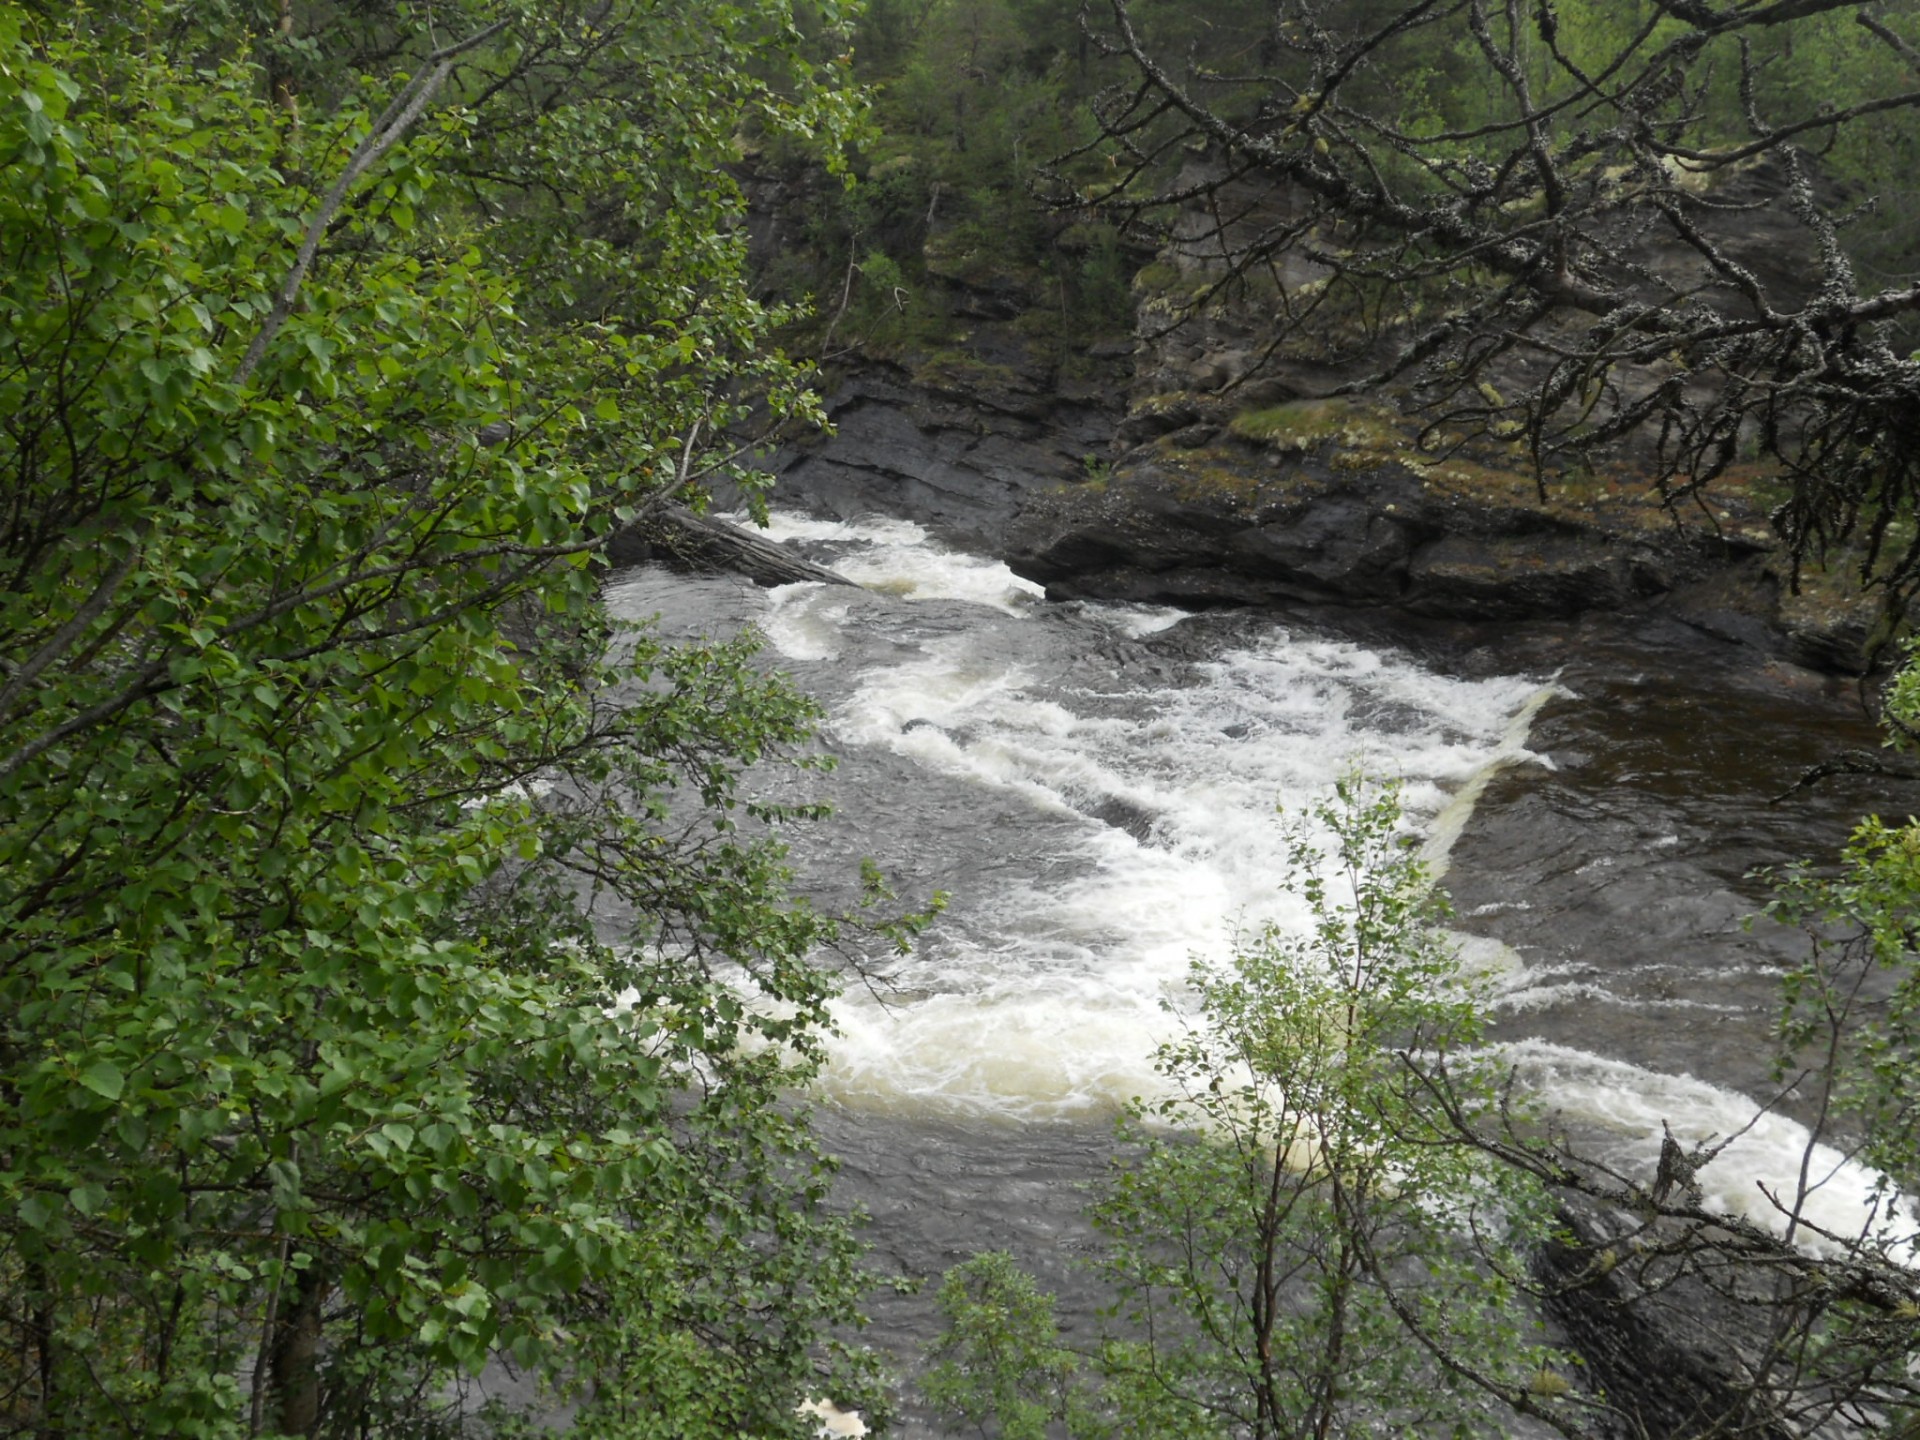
921;230;1038;296
1131;261;1182;295
1403;453;1558;511
1229;398;1401;454
1131;390;1201;419
1150;439;1320;510
910;349;1022;393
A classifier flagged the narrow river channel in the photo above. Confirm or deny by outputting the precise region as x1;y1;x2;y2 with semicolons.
604;511;1919;1435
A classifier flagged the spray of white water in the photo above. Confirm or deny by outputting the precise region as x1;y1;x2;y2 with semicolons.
641;511;1913;1253
745;516;1553;1117
1502;1040;1916;1259
755;512;1046;617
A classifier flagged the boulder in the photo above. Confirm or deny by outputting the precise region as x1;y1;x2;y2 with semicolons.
1008;431;1710;617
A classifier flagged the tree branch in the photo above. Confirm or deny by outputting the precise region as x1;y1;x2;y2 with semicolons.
235;19;510;387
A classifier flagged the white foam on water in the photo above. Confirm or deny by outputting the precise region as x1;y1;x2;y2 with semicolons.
759;583;850;662
825;984;1175;1121
1493;982;1748;1017
1105;602;1191;637
1450;931;1530;988
613;513;1915;1270
457;776;554;812
744;511;1045;615
1502;1039;1917;1261
781;547;1556;1116
1423;681;1566;882
1489;953;1778;1018
798;1398;867;1438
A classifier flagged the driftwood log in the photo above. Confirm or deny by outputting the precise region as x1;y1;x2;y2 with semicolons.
606;504;854;588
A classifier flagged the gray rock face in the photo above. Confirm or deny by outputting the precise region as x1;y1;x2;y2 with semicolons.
1004;442;1776;625
772;359;1887;669
774;357;1122;554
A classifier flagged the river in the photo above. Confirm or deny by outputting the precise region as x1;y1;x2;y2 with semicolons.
603;511;1918;1436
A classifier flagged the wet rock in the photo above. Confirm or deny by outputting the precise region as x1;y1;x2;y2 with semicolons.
774;347;1125;554
1404;532;1672;620
1777;584;1889;676
1006;438;1712;623
1116;395;1204;446
995;425;1897;669
1082;795;1157;843
1167;423;1222;449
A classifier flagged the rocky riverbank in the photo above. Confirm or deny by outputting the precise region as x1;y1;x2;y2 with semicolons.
765;301;1891;677
755;151;1891;678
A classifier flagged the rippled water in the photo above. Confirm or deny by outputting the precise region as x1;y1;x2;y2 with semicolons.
603;513;1920;1432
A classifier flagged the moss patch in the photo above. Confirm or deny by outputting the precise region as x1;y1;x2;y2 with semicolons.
1404;452;1556;509
1144;439;1317;510
1131;261;1182;295
1129;390;1199;419
910;349;1022;393
1229;399;1401;454
921;229;1038;296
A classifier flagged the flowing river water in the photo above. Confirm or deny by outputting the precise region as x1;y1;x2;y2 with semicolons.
603;512;1920;1435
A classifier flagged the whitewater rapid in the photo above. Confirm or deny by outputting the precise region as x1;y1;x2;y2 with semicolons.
604;510;1914;1258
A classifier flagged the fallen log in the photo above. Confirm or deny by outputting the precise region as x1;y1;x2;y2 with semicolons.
606;504;855;588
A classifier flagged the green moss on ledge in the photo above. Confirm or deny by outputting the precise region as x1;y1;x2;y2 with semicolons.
1229;398;1401;453
1142;435;1328;511
910;349;1023;393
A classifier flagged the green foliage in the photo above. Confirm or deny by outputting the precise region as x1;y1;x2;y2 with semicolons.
924;1252;1093;1440
1091;777;1565;1439
806;0;1920;370
1766;816;1920;1200
1760;635;1920;1205
784;0;1141;357
0;2;912;1436
1758;683;1920;1213
927;778;1570;1440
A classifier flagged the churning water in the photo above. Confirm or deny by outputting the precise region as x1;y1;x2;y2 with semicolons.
751;515;1556;1121
603;511;1915;1314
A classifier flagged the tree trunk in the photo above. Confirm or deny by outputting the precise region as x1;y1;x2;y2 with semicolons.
267;1264;329;1437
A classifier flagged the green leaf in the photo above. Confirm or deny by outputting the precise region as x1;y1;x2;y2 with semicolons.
68;1182;109;1216
0;7;892;1436
18;1193;57;1232
78;1060;125;1101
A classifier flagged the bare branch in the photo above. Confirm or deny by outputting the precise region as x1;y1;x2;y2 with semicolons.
1073;0;1920;592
